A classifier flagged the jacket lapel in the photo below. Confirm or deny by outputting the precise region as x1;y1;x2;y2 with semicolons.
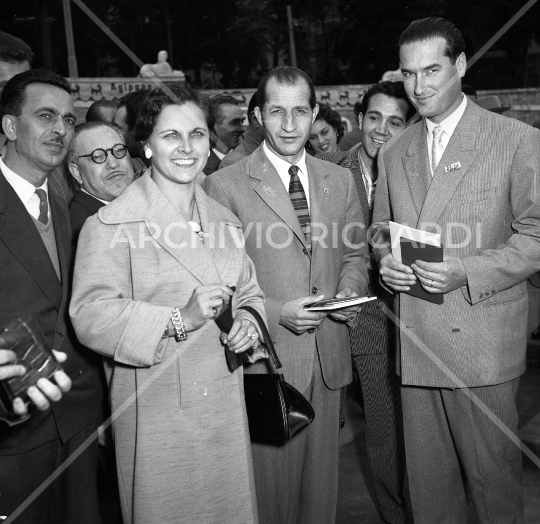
250;147;307;248
339;150;371;227
418;102;481;227
403;124;429;222
307;155;330;257
0;171;63;310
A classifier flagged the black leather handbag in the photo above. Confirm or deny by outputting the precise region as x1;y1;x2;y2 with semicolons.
238;306;315;441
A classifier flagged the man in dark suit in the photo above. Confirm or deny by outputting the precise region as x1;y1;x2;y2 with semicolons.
373;18;540;523
67;121;135;244
206;66;369;524
0;70;102;523
218;92;264;169
204;94;245;175
319;81;414;524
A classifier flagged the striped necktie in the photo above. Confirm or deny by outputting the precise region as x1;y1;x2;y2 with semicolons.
288;165;311;250
35;188;49;225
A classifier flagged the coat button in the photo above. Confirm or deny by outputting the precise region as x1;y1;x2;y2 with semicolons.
303;248;308;255
312;287;318;294
78;370;84;376
308;329;315;334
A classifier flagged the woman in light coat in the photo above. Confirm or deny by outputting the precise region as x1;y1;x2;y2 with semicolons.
70;84;266;524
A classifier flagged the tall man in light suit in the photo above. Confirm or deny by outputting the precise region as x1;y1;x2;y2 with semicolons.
372;18;540;524
206;66;369;524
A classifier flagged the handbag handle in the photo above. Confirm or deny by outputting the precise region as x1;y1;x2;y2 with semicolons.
240;306;283;371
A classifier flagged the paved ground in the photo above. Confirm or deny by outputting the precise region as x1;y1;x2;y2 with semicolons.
336;282;540;524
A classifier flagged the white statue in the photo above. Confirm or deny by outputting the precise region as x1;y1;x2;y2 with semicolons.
139;51;185;79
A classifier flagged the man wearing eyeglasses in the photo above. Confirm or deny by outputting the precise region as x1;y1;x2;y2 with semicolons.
0;70;103;522
67;121;135;245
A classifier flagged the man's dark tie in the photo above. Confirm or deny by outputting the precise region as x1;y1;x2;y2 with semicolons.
288;165;311;250
35;188;49;225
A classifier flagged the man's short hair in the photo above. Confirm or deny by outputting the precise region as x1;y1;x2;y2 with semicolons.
0;31;34;65
399;17;466;64
0;69;71;117
117;89;150;132
462;84;477;97
247;92;258;121
67;121;125;165
361;81;416;121
209;94;239;127
86;100;117;123
257;66;317;111
353;99;362;117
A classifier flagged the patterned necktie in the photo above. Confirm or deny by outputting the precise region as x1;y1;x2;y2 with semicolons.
288;165;311;251
431;125;445;176
35;188;49;225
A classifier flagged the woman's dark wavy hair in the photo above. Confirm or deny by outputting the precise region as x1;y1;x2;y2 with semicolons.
134;84;213;142
315;103;345;141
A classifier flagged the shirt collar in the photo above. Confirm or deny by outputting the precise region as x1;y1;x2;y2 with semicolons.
0;156;48;205
81;188;110;205
426;94;468;138
263;141;308;176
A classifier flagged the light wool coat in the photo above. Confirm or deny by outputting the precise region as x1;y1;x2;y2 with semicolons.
372;100;540;388
70;172;264;524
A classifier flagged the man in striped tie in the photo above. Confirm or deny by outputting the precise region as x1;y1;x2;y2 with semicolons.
205;65;369;524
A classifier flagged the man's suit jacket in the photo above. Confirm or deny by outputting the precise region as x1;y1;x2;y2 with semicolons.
205;145;369;393
219;132;262;169
203;149;222;176
0;171;102;454
318;148;397;357
372;101;540;388
69;190;105;245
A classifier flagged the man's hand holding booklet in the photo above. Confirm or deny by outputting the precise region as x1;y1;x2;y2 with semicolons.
304;296;377;311
388;221;444;304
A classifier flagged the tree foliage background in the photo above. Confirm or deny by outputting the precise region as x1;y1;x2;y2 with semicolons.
2;0;540;89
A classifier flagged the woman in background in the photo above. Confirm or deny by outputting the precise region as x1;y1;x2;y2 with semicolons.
70;84;265;524
307;103;345;155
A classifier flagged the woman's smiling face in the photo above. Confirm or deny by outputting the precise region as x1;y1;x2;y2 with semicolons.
147;102;210;186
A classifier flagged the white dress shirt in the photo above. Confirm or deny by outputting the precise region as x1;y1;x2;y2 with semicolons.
426;94;467;175
213;148;226;161
81;188;110;205
263;141;310;211
0;157;49;221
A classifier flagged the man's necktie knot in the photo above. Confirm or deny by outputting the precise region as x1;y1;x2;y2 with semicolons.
288;165;311;251
35;188;49;225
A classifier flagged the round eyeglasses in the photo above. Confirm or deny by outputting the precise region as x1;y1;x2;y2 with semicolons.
78;144;127;164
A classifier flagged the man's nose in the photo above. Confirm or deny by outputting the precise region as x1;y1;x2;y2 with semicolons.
414;74;426;95
106;151;119;168
282;112;296;132
52;117;67;136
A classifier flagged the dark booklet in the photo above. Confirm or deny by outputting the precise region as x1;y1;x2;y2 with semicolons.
400;238;444;305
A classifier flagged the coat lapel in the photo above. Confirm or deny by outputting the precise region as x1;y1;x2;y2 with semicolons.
403;124;429;221
250;147;307;249
419;102;481;227
306;155;330;257
0;172;62;310
142;178;223;286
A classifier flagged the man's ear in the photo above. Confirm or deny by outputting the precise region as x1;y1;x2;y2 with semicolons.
312;104;319;123
254;106;263;127
456;52;467;78
68;163;84;187
2;114;17;141
358;113;364;130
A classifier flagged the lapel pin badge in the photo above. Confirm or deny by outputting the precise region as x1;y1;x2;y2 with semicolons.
263;185;276;196
323;188;328;193
444;162;461;173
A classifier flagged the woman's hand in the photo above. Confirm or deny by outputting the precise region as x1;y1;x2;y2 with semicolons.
181;285;234;332
222;316;259;354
